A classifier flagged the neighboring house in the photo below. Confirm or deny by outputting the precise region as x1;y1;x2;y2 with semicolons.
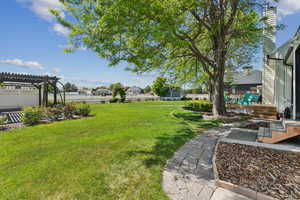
93;89;112;96
161;87;183;101
126;86;142;96
225;67;262;94
166;88;182;98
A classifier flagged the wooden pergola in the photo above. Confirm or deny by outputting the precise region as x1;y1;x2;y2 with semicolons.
0;72;65;106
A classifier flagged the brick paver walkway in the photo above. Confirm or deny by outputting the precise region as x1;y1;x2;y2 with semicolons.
162;124;251;200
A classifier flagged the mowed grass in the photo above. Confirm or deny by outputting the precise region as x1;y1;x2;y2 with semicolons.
0;102;219;200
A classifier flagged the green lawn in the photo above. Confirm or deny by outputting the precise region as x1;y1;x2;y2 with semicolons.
0;102;219;200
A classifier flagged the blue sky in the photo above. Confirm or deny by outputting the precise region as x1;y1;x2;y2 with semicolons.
0;0;300;88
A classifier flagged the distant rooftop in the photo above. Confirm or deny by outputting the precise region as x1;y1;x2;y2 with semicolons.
228;70;262;85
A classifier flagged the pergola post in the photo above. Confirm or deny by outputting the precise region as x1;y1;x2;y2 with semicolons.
38;85;42;106
53;81;58;105
43;81;48;107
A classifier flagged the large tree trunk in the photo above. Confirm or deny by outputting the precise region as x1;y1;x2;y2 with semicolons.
212;46;226;116
208;78;214;102
212;76;226;116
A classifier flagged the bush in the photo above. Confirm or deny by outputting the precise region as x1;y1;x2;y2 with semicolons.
75;104;91;116
181;96;193;101
119;97;126;103
22;106;44;125
109;98;119;103
0;116;7;125
185;100;213;112
64;103;76;119
45;107;64;121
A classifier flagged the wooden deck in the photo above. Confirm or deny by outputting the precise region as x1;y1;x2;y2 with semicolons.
226;104;277;120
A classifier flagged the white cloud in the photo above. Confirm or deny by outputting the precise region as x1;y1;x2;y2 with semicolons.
52;23;70;36
17;0;67;37
0;58;44;70
52;67;61;73
275;0;300;17
17;0;64;21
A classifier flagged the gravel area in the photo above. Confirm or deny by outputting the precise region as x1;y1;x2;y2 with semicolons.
216;142;300;200
0;123;25;132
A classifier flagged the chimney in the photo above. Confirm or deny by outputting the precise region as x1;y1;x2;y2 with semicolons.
263;5;277;56
262;5;277;105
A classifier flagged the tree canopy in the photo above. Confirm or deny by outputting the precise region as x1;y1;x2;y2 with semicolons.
52;0;267;115
152;77;168;97
64;82;78;92
111;83;126;100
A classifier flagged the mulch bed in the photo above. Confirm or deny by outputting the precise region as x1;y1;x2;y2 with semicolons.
216;142;300;199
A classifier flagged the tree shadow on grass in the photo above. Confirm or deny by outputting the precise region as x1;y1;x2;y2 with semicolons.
127;124;196;168
126;111;220;168
173;110;221;130
173;111;203;122
196;120;220;129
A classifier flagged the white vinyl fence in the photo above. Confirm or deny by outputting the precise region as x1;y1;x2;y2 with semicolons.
0;88;39;110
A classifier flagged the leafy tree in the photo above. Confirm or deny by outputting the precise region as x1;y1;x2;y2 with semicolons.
51;0;266;116
143;86;152;94
64;82;78;92
152;77;168;97
111;83;126;100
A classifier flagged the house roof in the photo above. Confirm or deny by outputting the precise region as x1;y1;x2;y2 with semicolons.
270;26;300;60
96;88;111;92
127;86;142;92
230;70;262;85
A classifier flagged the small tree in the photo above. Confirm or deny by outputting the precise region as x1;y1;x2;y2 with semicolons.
152;77;168;97
64;82;78;92
111;83;126;102
143;86;152;94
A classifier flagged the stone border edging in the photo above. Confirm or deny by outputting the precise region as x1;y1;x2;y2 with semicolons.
212;136;220;182
221;137;300;152
216;180;277;200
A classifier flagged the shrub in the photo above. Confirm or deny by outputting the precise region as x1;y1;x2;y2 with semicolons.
119;97;126;103
75;104;91;116
181;96;193;101
64;103;76;119
0;116;7;125
44;107;64;121
109;98;119;103
185;100;213;112
22;106;44;125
